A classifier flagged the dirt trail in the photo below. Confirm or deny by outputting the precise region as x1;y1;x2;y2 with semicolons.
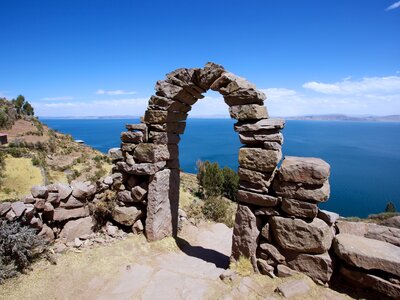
0;222;351;300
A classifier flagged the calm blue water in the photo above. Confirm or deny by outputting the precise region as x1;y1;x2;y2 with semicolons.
41;118;400;218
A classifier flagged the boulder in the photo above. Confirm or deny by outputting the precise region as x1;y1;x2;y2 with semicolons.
196;62;225;90
336;220;400;247
31;185;48;198
46;192;60;205
71;181;96;200
258;242;285;263
22;195;36;204
239;147;282;172
60;217;94;243
125;123;148;132
148;131;180;144
239;130;283;145
60;196;86;208
231;204;260;262
234;118;285;132
275;279;310;298
53;207;90;222
278;156;330;185
237;190;279;207
210;72;255;94
116;161;166;175
108;147;124;161
120;131;144;143
5;210;16;221
263;141;281;151
11;201;26;217
281;198;318;219
257;259;274;275
131;186;147;202
38;224;55;242
276;264;299;278
155;80;197;105
112;206;143;226
339;265;400;299
30;217;43;229
146;169;179;241
133;143;178;163
270;216;333;254
0;202;11;216
333;233;400;277
121;143;137;152
287;252;333;284
239;180;269;193
24;204;35;220
318;209;339;226
42;202;54;221
224;89;266;106
229;104;268;120
381;215;400;229
238;167;275;190
144;110;187;124
273;180;330;202
56;183;73;200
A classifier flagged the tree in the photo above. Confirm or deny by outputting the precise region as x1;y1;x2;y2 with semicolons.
222;166;239;201
13;95;25;114
22;102;34;116
385;201;396;213
197;160;224;198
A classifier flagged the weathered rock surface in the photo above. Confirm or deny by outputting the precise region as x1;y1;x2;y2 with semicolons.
381;215;400;229
108;147;124;161
196;62;225;90
60;196;85;208
278;156;330;185
148;95;191;113
60;217;94;243
340;265;400;299
231;204;260;262
270;216;333;254
133;143;177;163
336;220;400;247
145;169;175;241
237;190;279;207
149;131;180;144
333;233;400;277
38;224;55;242
318;209;339;226
234;118;285;132
120;131;144;143
116;190;135;203
71;181;96;200
155;80;198;105
238;167;274;190
116;161;166;175
229;104;268;120
144;110;187;124
281;198;318;219
149;122;186;134
276;264;299;278
11;201;26;217
273;180;330;202
0;202;11;215
53;207;90;222
31;185;48;198
286;252;333;284
239;148;282;172
131;186;147;202
275;279;310;298
258;242;285;263
239;130;283;145
112;206;143;226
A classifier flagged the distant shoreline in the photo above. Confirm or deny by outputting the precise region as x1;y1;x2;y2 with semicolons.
38;114;400;122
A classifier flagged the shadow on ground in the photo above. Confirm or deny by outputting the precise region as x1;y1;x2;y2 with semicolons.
175;236;230;269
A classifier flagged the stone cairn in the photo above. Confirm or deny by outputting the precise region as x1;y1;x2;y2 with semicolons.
1;62;399;298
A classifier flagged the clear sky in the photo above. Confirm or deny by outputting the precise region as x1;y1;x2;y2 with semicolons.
0;0;399;117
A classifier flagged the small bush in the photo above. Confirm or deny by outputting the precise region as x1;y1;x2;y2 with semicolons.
222;167;239;201
0;220;45;283
385;201;397;213
202;196;235;228
89;190;117;230
230;256;254;276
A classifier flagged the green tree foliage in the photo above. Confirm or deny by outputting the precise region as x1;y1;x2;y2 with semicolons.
222;166;239;201
22;102;34;116
385;201;397;213
0;108;8;128
196;160;239;201
202;196;234;227
13;95;25;114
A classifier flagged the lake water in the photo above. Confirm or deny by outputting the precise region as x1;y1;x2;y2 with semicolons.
41;118;400;218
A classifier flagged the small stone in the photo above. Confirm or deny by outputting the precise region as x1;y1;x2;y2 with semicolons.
103;176;113;185
108;147;124;161
131;186;147;202
74;237;83;248
60;195;86;208
30;217;43;229
24;204;35;220
71;181;96;200
132;219;144;234
117;190;134;203
56;183;73;200
260;223;270;241
106;223;118;237
258;242;285;263
60;217;94;243
276;264;298;278
38;224;55;243
257;259;275;275
23;195;36;204
31;185;48;198
34;198;46;210
0;202;11;216
5;209;16;221
275;279;310;298
112;206;143;226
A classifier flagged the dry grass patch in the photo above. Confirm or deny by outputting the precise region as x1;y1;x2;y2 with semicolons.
0;155;44;201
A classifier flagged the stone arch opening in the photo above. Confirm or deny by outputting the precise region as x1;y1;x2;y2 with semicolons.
116;62;284;242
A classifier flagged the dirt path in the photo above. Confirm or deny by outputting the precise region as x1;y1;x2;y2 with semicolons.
0;222;351;300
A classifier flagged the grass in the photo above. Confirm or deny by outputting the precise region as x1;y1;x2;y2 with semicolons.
0;155;44;201
229;256;254;277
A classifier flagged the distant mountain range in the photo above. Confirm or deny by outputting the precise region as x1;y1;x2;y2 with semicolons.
39;114;400;122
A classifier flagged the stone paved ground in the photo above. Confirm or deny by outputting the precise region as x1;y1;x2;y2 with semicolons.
0;221;351;300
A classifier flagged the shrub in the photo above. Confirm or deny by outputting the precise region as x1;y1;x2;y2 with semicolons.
0;220;45;282
202;196;235;227
385;201;397;213
222;166;239;201
89;190;117;230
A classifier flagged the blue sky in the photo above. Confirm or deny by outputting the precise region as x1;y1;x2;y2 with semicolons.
0;0;399;117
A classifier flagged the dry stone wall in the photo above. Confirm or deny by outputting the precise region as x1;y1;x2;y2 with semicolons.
1;62;399;298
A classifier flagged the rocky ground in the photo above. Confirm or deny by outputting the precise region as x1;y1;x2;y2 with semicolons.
0;220;352;300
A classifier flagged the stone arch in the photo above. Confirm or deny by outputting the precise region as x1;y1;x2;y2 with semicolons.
115;62;285;242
